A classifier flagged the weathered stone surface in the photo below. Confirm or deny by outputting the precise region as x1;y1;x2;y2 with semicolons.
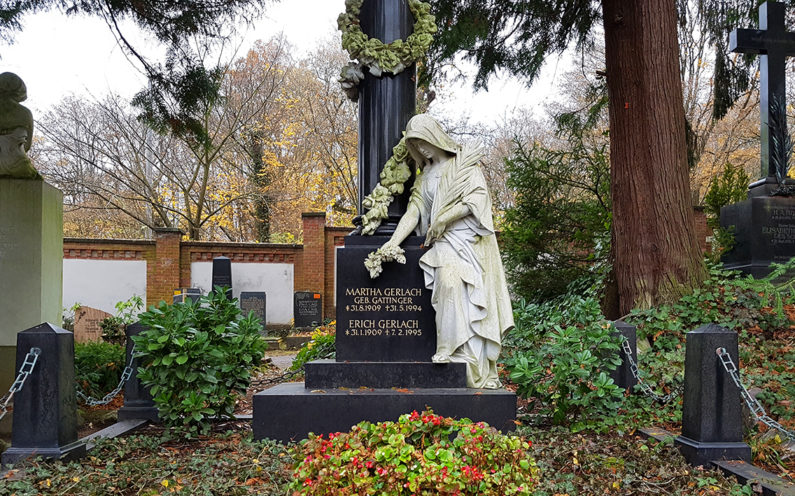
611;320;638;392
240;291;266;324
73;306;113;343
294;291;322;328
2;323;85;464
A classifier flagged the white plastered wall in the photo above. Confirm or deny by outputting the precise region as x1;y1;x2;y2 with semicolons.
190;262;294;325
63;259;147;315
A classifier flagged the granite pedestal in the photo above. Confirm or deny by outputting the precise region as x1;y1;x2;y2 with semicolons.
117;322;159;422
252;235;517;443
721;178;795;277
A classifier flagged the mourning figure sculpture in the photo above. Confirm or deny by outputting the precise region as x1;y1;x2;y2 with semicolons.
0;72;38;179
381;114;514;388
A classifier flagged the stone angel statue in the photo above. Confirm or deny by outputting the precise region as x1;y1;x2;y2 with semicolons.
381;114;514;388
0;72;39;179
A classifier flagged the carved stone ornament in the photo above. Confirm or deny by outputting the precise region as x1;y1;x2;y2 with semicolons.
0;72;39;179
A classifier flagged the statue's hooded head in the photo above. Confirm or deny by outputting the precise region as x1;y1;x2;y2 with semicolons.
405;114;460;167
0;72;27;103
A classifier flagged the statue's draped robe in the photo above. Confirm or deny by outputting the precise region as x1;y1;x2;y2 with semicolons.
410;145;514;387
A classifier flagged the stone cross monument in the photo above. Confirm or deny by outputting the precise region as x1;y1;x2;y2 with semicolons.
731;1;795;185
721;2;795;275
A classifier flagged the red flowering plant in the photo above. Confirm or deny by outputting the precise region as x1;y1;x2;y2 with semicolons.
289;409;538;495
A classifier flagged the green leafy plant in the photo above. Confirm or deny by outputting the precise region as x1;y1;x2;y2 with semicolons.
503;283;624;430
703;162;749;257
133;288;267;436
290;409;538;495
291;322;336;371
74;341;126;399
100;295;144;345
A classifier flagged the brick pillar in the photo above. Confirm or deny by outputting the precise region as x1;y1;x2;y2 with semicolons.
148;228;183;307
302;213;326;318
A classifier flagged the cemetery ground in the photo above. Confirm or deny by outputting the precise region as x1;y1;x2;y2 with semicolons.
0;266;794;494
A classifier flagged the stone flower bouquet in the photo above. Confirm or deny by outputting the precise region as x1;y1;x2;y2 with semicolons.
364;243;406;278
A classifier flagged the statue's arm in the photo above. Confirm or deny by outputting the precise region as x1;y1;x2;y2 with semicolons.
384;202;420;248
426;203;471;244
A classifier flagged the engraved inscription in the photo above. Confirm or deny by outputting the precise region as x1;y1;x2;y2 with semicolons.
761;225;795;245
342;287;426;338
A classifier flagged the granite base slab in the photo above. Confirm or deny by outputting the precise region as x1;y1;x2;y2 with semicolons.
2;441;85;465
304;360;466;389
674;435;752;467
252;382;517;443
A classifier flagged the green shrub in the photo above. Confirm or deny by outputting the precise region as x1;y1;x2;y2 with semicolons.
290;409;538;495
703;162;750;258
133;288;267;436
100;295;144;345
74;341;126;400
290;322;336;371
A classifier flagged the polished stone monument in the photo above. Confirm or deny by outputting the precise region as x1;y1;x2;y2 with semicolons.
721;2;795;275
0;73;62;433
253;0;516;443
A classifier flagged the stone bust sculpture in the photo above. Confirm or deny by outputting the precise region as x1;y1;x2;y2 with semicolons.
0;72;39;179
382;114;514;388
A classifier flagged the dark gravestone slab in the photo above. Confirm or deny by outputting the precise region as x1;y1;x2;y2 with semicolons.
336;236;436;362
253;383;516;444
2;323;86;464
173;287;202;304
117;322;159;422
240;292;267;325
675;324;751;467
211;256;233;300
294;291;322;328
721;196;795;277
611;320;638;393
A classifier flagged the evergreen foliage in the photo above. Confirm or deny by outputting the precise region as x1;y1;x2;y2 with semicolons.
501;97;611;300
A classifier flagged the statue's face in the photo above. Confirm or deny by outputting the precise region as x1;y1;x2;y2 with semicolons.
415;141;435;159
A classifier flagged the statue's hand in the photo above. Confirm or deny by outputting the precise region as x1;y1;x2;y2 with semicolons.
425;222;444;245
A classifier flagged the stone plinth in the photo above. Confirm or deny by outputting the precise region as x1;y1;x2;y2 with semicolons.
253;383;516;444
117;322;159;422
0;178;62;427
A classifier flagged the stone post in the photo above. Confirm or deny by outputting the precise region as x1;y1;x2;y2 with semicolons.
610;320;638;392
675;324;751;466
2;323;85;464
117;322;159;422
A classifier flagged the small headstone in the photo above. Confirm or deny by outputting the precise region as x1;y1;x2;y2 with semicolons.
293;291;322;328
2;323;86;464
72;306;113;343
211;256;233;300
240;291;266;325
610;320;638;393
173;287;202;304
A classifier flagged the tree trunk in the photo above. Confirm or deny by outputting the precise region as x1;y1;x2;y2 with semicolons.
602;0;706;315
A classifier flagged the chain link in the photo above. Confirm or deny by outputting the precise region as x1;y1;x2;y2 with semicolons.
716;347;795;441
0;347;42;422
76;343;136;407
620;338;682;404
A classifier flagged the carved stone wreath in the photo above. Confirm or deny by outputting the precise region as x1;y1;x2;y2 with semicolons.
337;0;436;101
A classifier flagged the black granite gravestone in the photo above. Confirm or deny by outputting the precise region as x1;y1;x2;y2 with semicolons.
117;322;159;422
722;2;795;275
293;291;322;328
173;287;202;304
2;323;86;464
211;256;233;300
610;320;638;393
675;324;751;467
240;292;267;325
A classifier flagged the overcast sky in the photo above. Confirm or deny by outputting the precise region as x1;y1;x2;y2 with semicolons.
1;0;569;124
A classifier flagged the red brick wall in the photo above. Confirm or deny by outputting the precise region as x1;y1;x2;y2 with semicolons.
325;227;351;318
692;206;712;253
301;213;327;319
